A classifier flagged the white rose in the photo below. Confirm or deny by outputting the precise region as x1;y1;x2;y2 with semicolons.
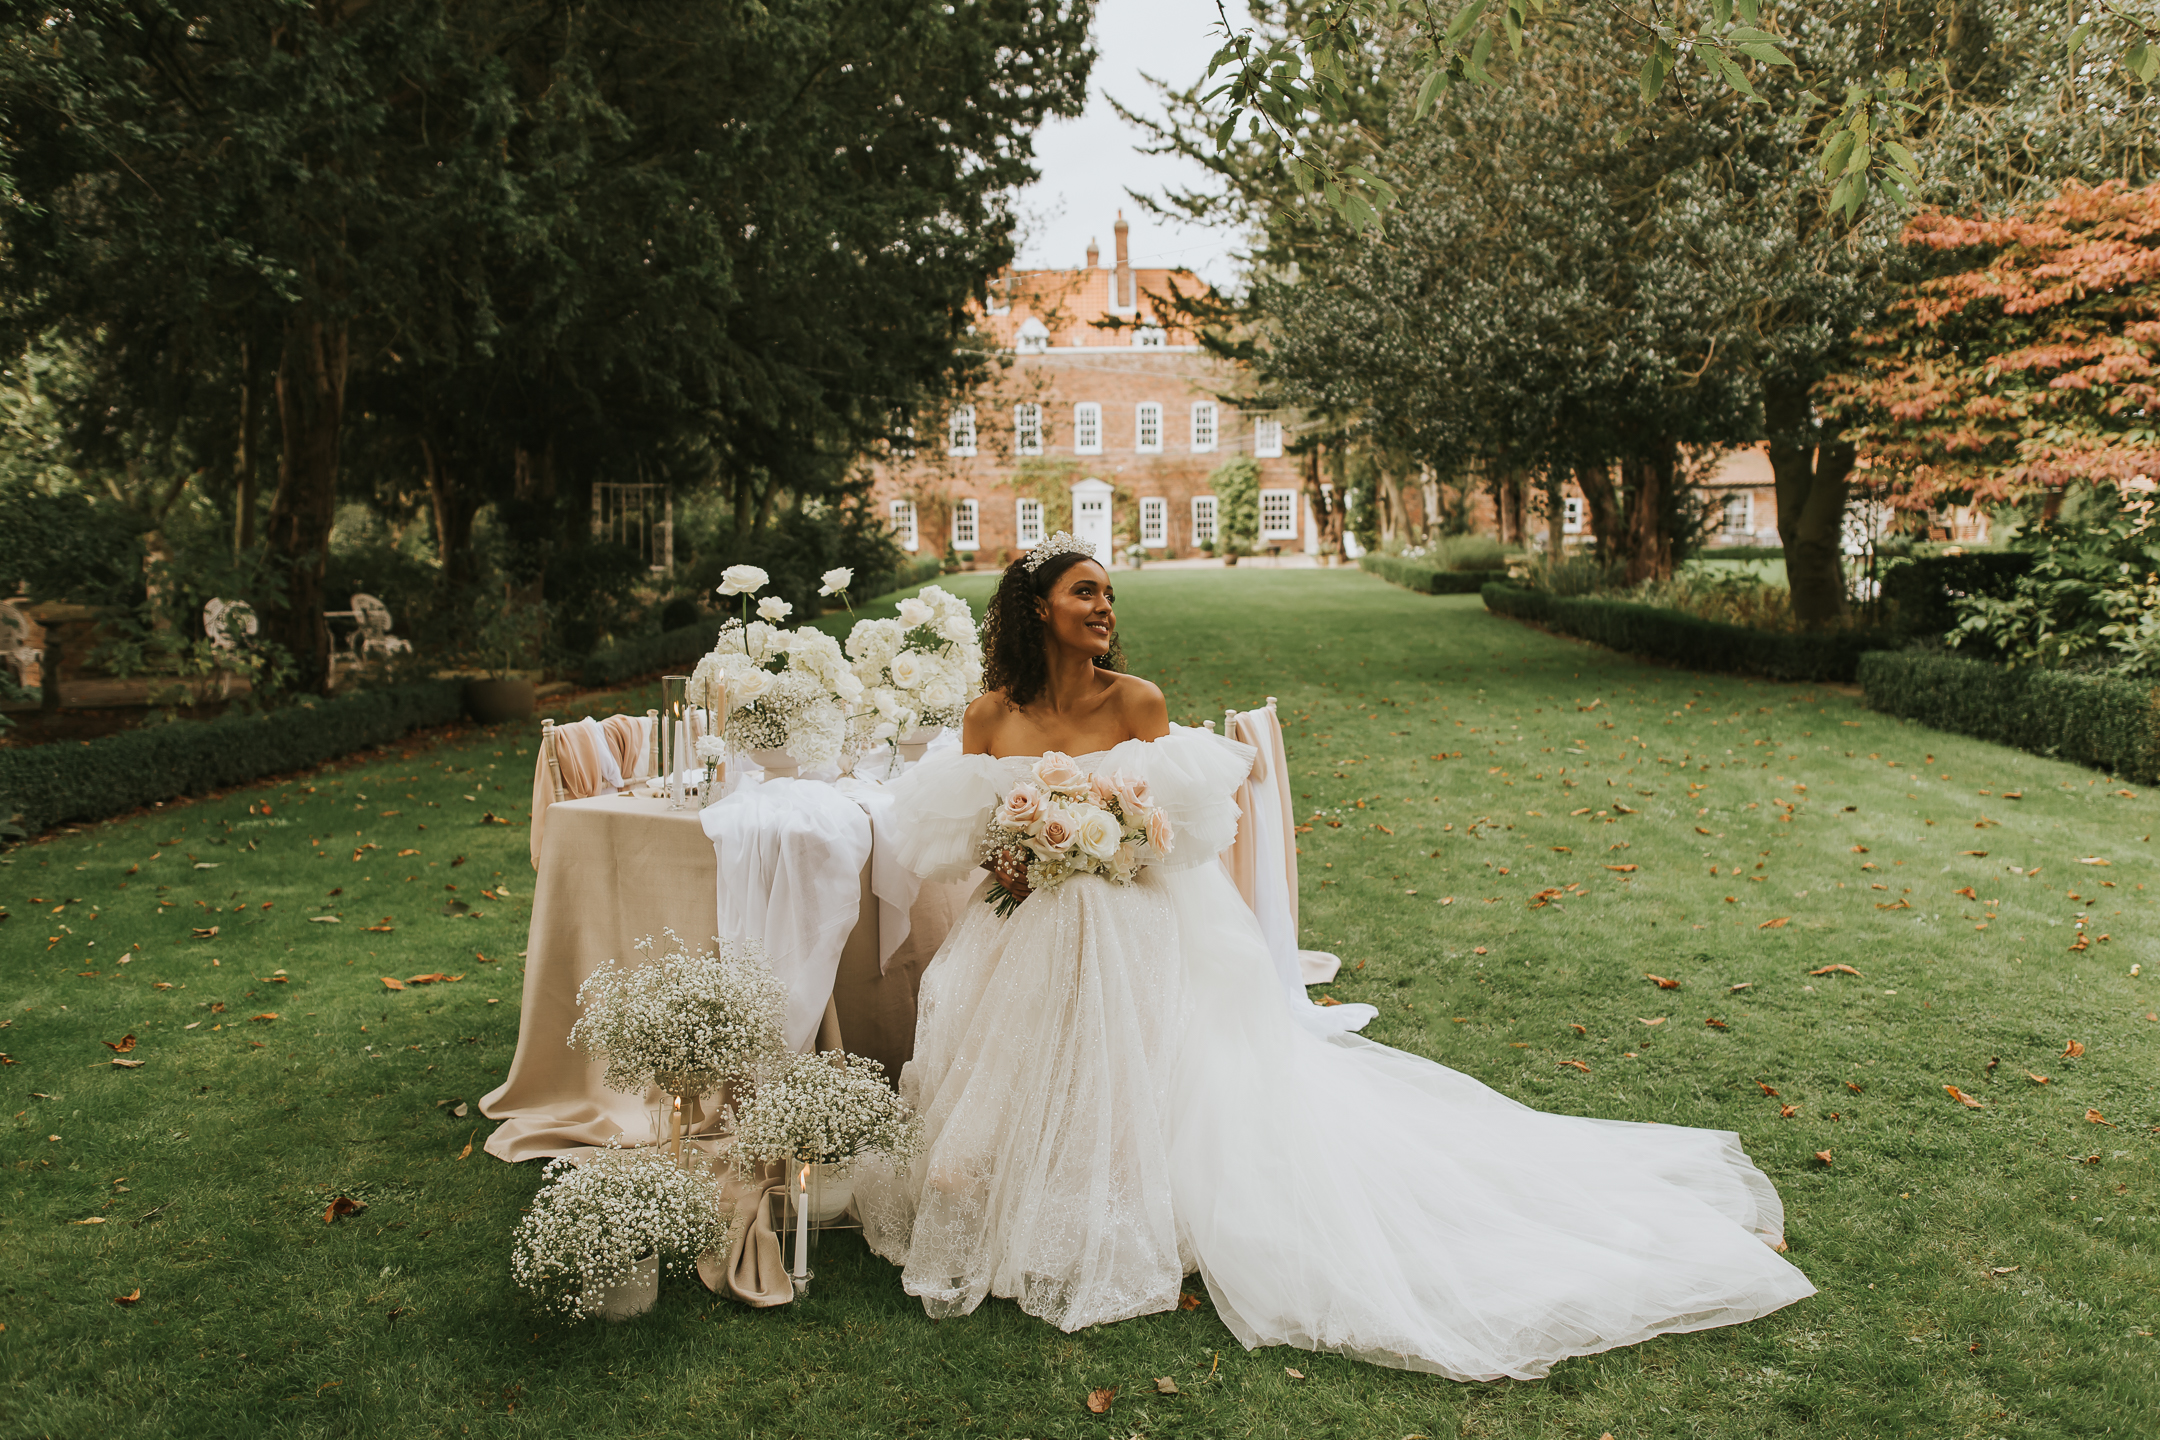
871;720;898;742
757;596;793;622
729;668;770;706
938;615;974;645
889;651;924;689
920;680;956;712
717;564;769;597
819;567;854;596
897;597;933;628
835;673;864;704
1074;806;1121;862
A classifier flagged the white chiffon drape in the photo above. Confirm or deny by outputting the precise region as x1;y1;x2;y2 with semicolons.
854;728;1814;1380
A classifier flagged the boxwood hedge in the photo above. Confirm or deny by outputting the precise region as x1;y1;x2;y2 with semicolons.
1858;650;2160;782
1358;553;1494;595
0;679;465;836
1480;583;1887;682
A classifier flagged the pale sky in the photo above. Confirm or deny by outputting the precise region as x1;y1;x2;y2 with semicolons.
1011;0;1249;290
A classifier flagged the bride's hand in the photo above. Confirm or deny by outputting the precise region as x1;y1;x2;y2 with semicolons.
990;851;1032;900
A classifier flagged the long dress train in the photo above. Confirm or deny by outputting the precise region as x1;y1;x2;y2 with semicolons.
852;729;1813;1381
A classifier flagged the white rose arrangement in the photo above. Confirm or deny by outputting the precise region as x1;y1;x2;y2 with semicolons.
845;584;983;746
511;1143;731;1319
977;752;1174;917
688;617;864;772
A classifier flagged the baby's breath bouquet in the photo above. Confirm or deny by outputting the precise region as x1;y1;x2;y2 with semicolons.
568;931;786;1098
511;1144;731;1319
731;1050;924;1173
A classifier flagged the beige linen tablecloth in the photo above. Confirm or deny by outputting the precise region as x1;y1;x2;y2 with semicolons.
481;793;969;1162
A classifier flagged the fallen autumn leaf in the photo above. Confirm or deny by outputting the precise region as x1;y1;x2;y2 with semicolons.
1945;1085;1986;1108
1084;1387;1115;1414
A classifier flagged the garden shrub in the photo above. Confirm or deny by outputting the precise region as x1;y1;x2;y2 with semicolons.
1208;457;1262;555
1880;551;2034;646
0;680;465;836
856;554;944;601
577;622;715;690
1358;554;1489;594
1482;583;1887;682
1858;650;2160;782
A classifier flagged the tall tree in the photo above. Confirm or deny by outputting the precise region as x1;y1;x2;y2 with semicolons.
0;0;1091;682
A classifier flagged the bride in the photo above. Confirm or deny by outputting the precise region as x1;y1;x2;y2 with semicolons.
853;534;1813;1381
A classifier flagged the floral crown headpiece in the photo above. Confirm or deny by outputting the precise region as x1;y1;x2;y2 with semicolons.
1021;531;1096;573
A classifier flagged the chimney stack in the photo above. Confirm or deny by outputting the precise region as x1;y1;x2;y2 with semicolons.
1085;237;1099;268
1113;210;1131;310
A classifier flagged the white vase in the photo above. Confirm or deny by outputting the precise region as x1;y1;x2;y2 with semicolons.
895;725;941;765
809;1163;854;1225
589;1252;658;1321
749;746;799;780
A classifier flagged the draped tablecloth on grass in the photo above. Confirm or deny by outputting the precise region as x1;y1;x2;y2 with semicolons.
481;791;972;1163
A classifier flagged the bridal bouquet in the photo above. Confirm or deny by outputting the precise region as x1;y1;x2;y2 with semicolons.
511;1143;731;1319
691;618;865;771
567;931;787;1098
979;752;1173;916
845;585;983;744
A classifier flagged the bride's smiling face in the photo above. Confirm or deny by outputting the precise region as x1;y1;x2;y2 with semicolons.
1037;559;1115;660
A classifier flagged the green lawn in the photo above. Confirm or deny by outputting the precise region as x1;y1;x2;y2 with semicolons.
6;570;2157;1439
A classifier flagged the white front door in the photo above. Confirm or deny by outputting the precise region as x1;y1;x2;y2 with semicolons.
1070;478;1114;566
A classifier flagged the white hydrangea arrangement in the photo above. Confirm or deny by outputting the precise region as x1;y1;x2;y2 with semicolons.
567;932;787;1097
731;1050;925;1172
845;585;984;745
511;1144;732;1318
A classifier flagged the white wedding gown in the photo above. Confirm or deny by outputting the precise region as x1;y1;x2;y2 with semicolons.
854;729;1813;1380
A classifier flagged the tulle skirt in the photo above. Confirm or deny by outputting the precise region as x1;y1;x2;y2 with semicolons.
855;864;1814;1380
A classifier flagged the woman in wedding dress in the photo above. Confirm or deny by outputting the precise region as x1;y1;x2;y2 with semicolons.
853;536;1813;1381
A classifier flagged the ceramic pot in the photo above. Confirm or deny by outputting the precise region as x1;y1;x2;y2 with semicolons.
1222;553;1239;567
895;725;941;766
749;747;799;780
464;677;536;724
589;1252;659;1321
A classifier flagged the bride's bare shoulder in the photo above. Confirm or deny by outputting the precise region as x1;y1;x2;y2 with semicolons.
961;689;1015;754
1106;672;1169;739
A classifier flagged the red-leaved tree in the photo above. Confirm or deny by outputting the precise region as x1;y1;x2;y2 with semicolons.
1825;180;2160;510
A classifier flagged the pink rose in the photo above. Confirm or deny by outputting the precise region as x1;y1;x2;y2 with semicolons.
1111;770;1151;813
1145;805;1174;856
1034;806;1080;853
1001;783;1045;826
1032;751;1087;792
1088;774;1120;809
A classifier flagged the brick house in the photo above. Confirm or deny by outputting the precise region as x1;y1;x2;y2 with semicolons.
870;213;1327;568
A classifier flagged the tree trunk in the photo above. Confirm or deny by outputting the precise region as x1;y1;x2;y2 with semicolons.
422;437;482;593
1575;459;1622;561
261;314;349;690
1618;442;1679;586
1765;376;1856;626
1542;472;1563;557
232;338;264;555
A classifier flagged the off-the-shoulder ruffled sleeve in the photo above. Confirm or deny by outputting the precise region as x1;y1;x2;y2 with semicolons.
1103;726;1253;872
884;750;1010;881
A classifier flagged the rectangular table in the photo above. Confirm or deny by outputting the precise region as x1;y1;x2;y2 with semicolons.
481;792;971;1161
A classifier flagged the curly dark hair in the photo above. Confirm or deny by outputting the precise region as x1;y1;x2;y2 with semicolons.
981;550;1126;708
